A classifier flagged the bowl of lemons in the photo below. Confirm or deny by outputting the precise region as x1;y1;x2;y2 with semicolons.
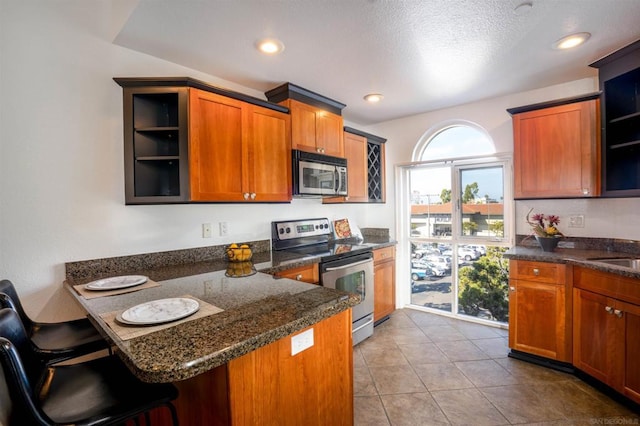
225;243;253;262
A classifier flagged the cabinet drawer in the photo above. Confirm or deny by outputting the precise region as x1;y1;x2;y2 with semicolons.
574;266;640;305
275;263;319;284
373;246;395;263
510;260;565;284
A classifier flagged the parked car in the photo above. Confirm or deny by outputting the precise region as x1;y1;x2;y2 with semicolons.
412;259;446;277
463;244;486;256
411;268;434;281
426;255;452;273
442;247;478;262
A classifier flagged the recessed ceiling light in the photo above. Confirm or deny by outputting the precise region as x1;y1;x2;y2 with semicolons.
364;93;384;103
256;38;285;55
553;32;591;50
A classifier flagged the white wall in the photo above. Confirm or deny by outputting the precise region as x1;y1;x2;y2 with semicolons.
0;1;384;321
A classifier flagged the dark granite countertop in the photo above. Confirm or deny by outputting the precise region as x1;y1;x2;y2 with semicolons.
64;236;395;384
66;270;359;383
505;246;640;280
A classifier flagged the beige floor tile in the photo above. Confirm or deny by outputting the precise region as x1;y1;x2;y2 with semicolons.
368;364;427;395
470;337;510;359
354;365;378;396
398;342;449;364
420;325;468;342
353;346;366;368
455;322;504;339
412;362;475;391
387;327;432;345
377;310;417;329
454;359;519;387
354;395;390;426
405;310;452;327
480;384;566;423
430;388;509;425
494;357;573;383
435;339;491;362
381;392;450;425
360;345;409;367
531;380;634;419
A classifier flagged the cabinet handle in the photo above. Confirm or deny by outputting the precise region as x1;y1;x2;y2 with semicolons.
316;147;323;153
509;286;516;292
250;193;256;200
243;193;250;200
605;306;614;314
532;268;539;276
295;274;303;281
614;309;623;318
582;188;589;195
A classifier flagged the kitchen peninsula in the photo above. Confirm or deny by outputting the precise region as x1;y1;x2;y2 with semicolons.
64;244;361;426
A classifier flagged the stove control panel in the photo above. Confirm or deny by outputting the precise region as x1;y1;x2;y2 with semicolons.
273;218;331;240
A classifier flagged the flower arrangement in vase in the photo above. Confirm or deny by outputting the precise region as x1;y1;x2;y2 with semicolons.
526;208;564;252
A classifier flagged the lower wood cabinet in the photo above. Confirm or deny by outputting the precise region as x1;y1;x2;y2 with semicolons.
273;263;319;284
508;260;572;362
573;267;640;404
168;309;353;425
373;246;396;324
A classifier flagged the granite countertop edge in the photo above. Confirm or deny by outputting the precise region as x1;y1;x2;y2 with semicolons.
505;246;640;279
119;297;357;383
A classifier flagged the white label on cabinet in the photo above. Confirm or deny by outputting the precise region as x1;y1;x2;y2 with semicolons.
291;328;314;356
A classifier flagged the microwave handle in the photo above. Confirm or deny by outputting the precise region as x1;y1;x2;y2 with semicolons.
334;167;342;194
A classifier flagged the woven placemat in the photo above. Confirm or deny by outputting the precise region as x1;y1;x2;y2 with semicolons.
99;296;223;341
73;279;160;299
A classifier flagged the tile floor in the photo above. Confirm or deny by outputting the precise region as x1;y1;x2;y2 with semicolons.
354;308;640;425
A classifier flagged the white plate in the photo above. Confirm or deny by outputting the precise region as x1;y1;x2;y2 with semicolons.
116;298;199;326
84;275;148;291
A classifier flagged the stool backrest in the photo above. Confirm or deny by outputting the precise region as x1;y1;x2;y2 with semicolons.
0;281;33;333
0;308;49;424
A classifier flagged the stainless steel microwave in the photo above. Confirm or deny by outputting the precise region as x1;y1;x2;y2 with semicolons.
292;149;348;197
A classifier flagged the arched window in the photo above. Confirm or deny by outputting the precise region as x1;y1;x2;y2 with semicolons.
399;120;512;326
413;120;496;162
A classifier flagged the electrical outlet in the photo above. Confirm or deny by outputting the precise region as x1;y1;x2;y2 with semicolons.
291;328;314;356
202;223;212;238
219;222;228;236
568;215;585;228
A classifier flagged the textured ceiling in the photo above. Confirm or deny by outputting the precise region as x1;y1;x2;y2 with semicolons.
113;0;640;125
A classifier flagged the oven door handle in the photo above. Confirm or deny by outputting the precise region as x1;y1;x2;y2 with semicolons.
352;317;374;334
325;258;372;271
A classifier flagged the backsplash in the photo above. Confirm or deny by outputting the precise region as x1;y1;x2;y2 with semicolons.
515;198;640;242
516;234;640;256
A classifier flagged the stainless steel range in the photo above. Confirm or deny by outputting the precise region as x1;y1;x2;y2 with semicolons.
271;218;374;345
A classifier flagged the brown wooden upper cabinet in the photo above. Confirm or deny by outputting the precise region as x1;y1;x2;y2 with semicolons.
114;77;291;204
507;94;601;199
324;127;387;204
189;89;291;202
265;83;346;158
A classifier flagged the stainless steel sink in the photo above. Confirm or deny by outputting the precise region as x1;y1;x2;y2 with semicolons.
589;258;640;269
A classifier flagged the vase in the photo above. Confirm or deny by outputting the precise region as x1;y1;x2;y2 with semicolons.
535;236;560;252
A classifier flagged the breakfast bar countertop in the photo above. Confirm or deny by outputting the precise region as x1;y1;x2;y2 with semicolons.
65;269;359;383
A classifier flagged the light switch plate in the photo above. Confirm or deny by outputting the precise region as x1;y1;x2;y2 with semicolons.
291;328;314;356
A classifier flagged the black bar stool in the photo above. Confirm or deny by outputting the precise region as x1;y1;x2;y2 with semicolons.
0;279;110;364
0;308;179;425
